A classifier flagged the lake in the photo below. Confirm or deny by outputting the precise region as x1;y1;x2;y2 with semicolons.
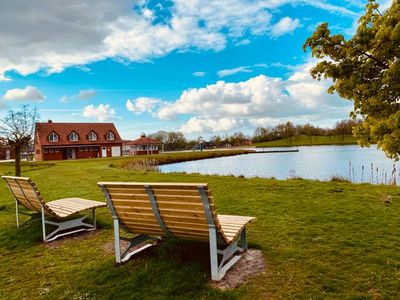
160;145;399;184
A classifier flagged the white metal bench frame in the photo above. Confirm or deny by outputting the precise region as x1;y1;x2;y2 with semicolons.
99;182;254;281
3;176;105;242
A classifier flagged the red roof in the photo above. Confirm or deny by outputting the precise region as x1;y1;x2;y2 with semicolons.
35;122;123;146
124;136;162;146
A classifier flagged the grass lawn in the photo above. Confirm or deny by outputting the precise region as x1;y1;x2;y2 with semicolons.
0;153;399;299
255;135;358;148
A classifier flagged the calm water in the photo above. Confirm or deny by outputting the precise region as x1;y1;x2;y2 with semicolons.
160;145;399;184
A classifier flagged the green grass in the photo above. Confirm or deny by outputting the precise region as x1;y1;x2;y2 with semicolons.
255;135;358;148
0;154;400;299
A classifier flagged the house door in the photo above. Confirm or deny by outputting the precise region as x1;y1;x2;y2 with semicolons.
67;148;76;159
101;147;107;158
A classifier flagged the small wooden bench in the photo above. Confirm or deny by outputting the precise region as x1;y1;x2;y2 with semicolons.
98;182;256;281
3;176;106;242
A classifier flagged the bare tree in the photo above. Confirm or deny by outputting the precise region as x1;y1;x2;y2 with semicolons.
0;105;39;176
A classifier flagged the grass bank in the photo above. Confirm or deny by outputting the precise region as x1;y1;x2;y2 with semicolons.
119;149;252;169
0;156;399;299
255;135;358;148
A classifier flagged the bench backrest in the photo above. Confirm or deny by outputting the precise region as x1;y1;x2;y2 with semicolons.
2;176;48;213
98;182;227;242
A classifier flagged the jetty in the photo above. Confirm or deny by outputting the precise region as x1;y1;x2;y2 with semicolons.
256;149;299;153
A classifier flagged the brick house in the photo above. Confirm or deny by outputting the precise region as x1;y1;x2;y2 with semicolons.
123;133;163;155
0;144;14;160
35;121;123;161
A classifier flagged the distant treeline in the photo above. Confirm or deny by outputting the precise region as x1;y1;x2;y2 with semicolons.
148;119;361;151
252;119;362;144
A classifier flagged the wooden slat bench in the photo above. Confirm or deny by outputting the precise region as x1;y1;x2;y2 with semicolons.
3;176;106;242
98;182;256;281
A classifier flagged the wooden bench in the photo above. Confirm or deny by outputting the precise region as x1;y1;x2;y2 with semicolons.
98;182;256;281
3;176;106;242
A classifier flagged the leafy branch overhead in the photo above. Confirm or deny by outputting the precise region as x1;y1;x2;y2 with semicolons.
304;0;400;160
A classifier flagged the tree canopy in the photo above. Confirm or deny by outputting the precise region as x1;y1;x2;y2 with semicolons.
304;0;400;160
0;105;39;176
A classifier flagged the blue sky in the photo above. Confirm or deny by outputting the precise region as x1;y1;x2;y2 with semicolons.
0;0;393;139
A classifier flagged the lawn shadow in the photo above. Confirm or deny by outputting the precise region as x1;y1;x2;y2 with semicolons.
68;239;238;300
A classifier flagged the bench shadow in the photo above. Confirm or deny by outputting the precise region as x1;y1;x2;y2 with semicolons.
74;239;239;299
0;212;108;251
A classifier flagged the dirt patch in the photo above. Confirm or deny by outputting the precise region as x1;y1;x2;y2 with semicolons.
211;249;266;290
103;240;157;256
44;230;100;249
103;239;131;254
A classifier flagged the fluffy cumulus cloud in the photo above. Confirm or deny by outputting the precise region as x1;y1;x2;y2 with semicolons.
270;17;301;37
126;97;161;114
3;86;46;102
0;0;357;80
153;61;352;134
82;104;116;122
181;117;244;134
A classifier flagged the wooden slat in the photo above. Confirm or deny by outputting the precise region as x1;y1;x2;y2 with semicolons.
161;215;208;224
99;182;259;244
109;193;148;200
167;225;209;234
110;193;210;205
100;182;207;190
111;199;210;212
152;188;204;196
120;219;159;226
111;199;151;207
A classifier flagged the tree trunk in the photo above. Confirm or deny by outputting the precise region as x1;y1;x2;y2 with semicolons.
14;144;21;177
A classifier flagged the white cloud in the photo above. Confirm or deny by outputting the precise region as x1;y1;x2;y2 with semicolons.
217;66;252;77
271;17;301;37
154;60;352;134
78;89;96;100
126;97;161;114
0;0;357;80
181;117;244;134
234;39;251;46
82;104;116;122
3;86;46;102
60;89;96;103
193;71;206;77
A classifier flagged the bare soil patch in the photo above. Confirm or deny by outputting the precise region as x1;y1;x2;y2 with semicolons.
211;249;266;290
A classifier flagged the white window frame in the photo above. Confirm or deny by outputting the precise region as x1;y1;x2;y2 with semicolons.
49;132;58;142
69;131;79;141
88;131;97;141
106;131;115;141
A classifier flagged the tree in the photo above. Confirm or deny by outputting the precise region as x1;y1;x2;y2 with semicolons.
149;130;187;151
0;105;39;176
304;0;400;160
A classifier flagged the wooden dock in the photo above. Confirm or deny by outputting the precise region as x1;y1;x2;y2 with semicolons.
256;149;299;153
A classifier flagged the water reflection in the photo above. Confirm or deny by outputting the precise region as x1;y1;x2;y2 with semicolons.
160;145;398;184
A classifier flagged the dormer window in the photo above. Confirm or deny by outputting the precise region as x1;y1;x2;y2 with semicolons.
106;131;115;141
69;131;79;141
88;131;97;141
48;132;58;142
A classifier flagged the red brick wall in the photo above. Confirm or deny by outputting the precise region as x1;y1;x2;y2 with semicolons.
43;151;63;160
76;147;100;159
133;150;159;155
40;144;122;160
